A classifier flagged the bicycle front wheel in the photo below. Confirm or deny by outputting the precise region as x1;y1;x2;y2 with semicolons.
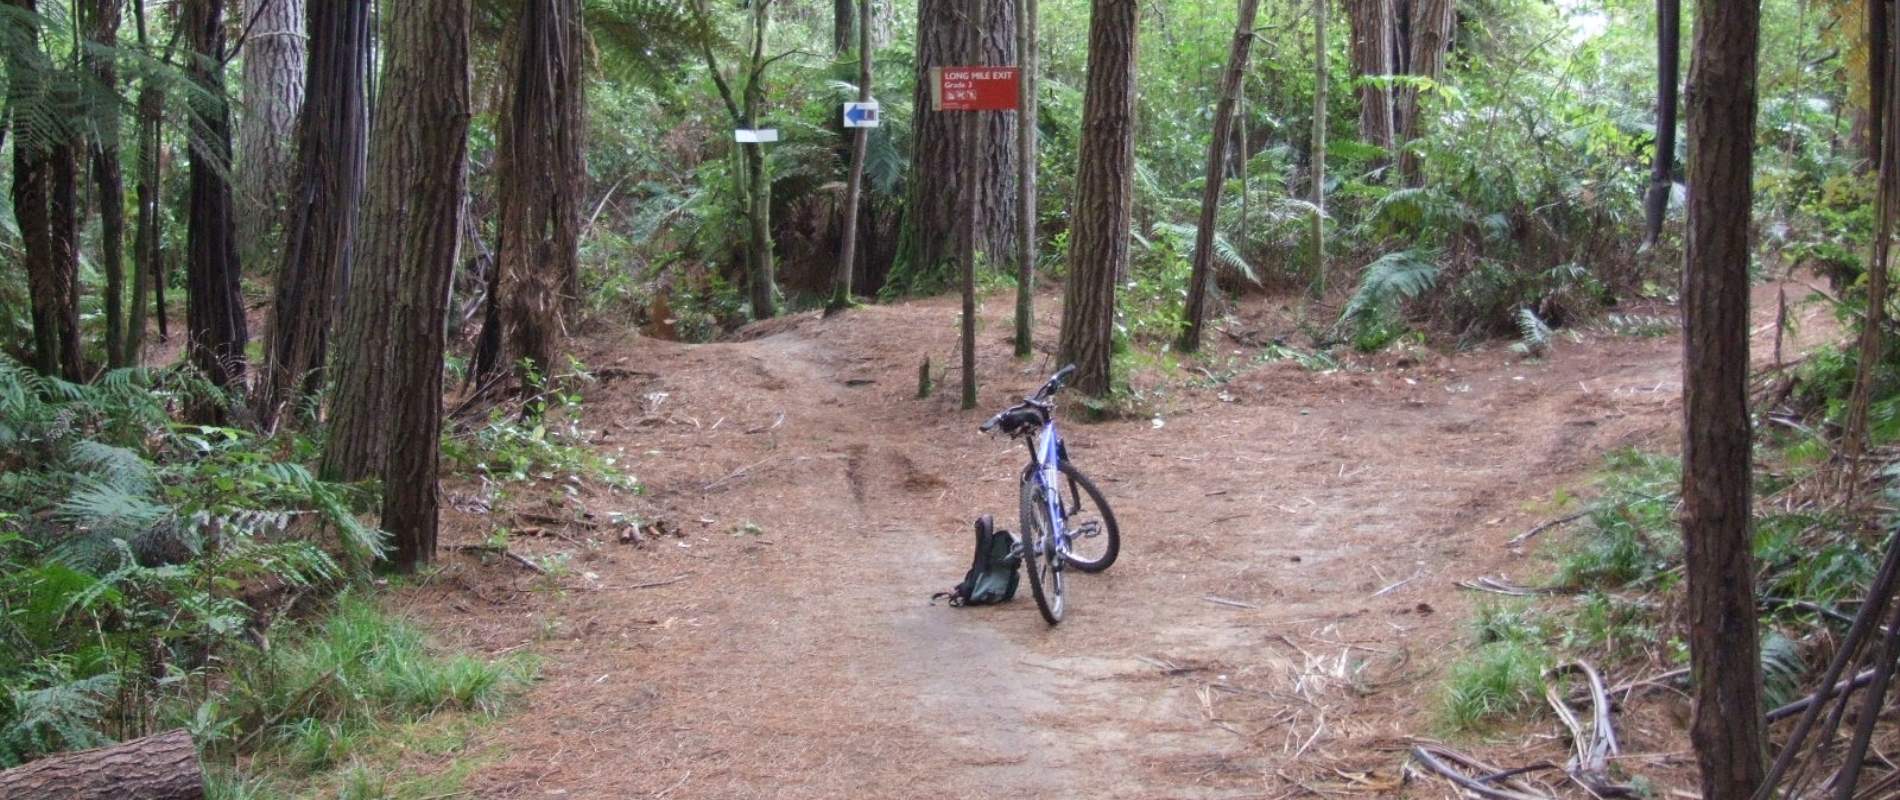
1019;475;1065;625
1054;461;1119;573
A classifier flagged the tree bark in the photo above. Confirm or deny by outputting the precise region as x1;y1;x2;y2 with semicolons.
258;0;369;428
0;728;203;799
87;0;129;368
740;0;777;318
236;0;306;267
1348;0;1395;155
6;0;62;378
1643;0;1680;247
1013;0;1039;357
1843;0;1900;487
1871;0;1888;169
1680;0;1765;797
959;0;986;411
1311;0;1329;295
1395;0;1450;185
829;0;872;314
184;0;250;403
897;0;1018;290
131;0;167;357
472;0;585;387
834;0;852;54
324;0;470;571
50;139;83;381
5;0;85;381
1179;0;1261;354
1058;0;1139;397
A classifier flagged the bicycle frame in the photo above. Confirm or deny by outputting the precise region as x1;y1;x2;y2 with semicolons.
1027;421;1069;557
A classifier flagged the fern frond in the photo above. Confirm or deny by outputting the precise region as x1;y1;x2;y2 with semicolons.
1758;631;1805;710
2;669;118;765
66;441;156;496
1148;222;1260;285
1338;249;1440;332
1511;308;1552;357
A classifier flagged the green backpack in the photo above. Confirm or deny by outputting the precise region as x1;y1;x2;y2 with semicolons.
938;515;1020;606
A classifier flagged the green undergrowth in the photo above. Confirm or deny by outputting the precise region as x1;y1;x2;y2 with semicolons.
0;356;533;795
440;359;639;493
203;593;534;799
1437;426;1872;735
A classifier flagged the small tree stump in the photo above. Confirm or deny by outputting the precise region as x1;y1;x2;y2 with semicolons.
0;728;203;799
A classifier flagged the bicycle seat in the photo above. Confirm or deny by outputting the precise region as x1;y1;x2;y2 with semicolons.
982;406;1046;436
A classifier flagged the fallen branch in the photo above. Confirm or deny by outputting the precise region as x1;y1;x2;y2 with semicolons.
451;544;546;574
1767;668;1877;723
1544;661;1639;797
1508;510;1591;547
1410;744;1555;800
703;456;778;492
0;728;204;799
628;575;692;590
1203;595;1259;610
1457;576;1554;596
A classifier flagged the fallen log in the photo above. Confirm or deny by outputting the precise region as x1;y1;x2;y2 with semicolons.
0;728;203;799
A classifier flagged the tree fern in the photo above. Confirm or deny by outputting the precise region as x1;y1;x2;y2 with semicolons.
1758;631;1805;710
1511;307;1552;357
1337;249;1440;333
1;668;118;767
1147;221;1260;285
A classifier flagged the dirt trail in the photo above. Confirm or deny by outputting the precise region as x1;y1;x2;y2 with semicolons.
405;282;1830;798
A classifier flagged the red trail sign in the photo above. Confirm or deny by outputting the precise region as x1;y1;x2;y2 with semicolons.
931;66;1022;111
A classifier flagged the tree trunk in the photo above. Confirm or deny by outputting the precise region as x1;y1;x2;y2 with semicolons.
897;0;1018;290
5;0;67;378
959;0;986;411
324;0;470;571
976;0;1019;267
1680;0;1765;797
258;0;370;428
7;0;85;382
87;0;129;368
745;0;777;318
830;0;872;314
236;0;306;267
1013;0;1039;357
50;140;84;381
1643;0;1680;247
0;729;203;799
1395;0;1450;185
1872;0;1888;169
473;0;586;388
834;0;852;54
1844;1;1900;487
131;0;165;358
1311;0;1328;295
1348;0;1395;155
1179;0;1262;354
184;0;250;402
1057;0;1138;397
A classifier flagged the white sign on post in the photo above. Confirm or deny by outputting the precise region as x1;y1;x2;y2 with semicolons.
733;129;780;143
843;101;881;128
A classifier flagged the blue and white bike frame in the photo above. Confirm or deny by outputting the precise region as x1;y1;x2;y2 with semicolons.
1026;422;1070;559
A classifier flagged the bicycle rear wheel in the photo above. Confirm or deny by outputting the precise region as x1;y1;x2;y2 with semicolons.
1019;475;1065;625
1054;461;1119;573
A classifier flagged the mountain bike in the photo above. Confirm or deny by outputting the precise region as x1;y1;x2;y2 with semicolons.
980;364;1120;625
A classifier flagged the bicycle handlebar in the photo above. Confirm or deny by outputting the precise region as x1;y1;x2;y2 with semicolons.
979;364;1077;434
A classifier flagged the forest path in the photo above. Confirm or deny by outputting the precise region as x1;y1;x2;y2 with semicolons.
406;281;1828;798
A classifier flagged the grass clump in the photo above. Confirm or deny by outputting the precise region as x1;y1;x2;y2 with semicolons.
209;592;531;766
1439;640;1552;733
1556;450;1680;590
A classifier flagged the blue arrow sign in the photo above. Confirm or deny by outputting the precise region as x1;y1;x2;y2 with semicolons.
843;101;881;128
